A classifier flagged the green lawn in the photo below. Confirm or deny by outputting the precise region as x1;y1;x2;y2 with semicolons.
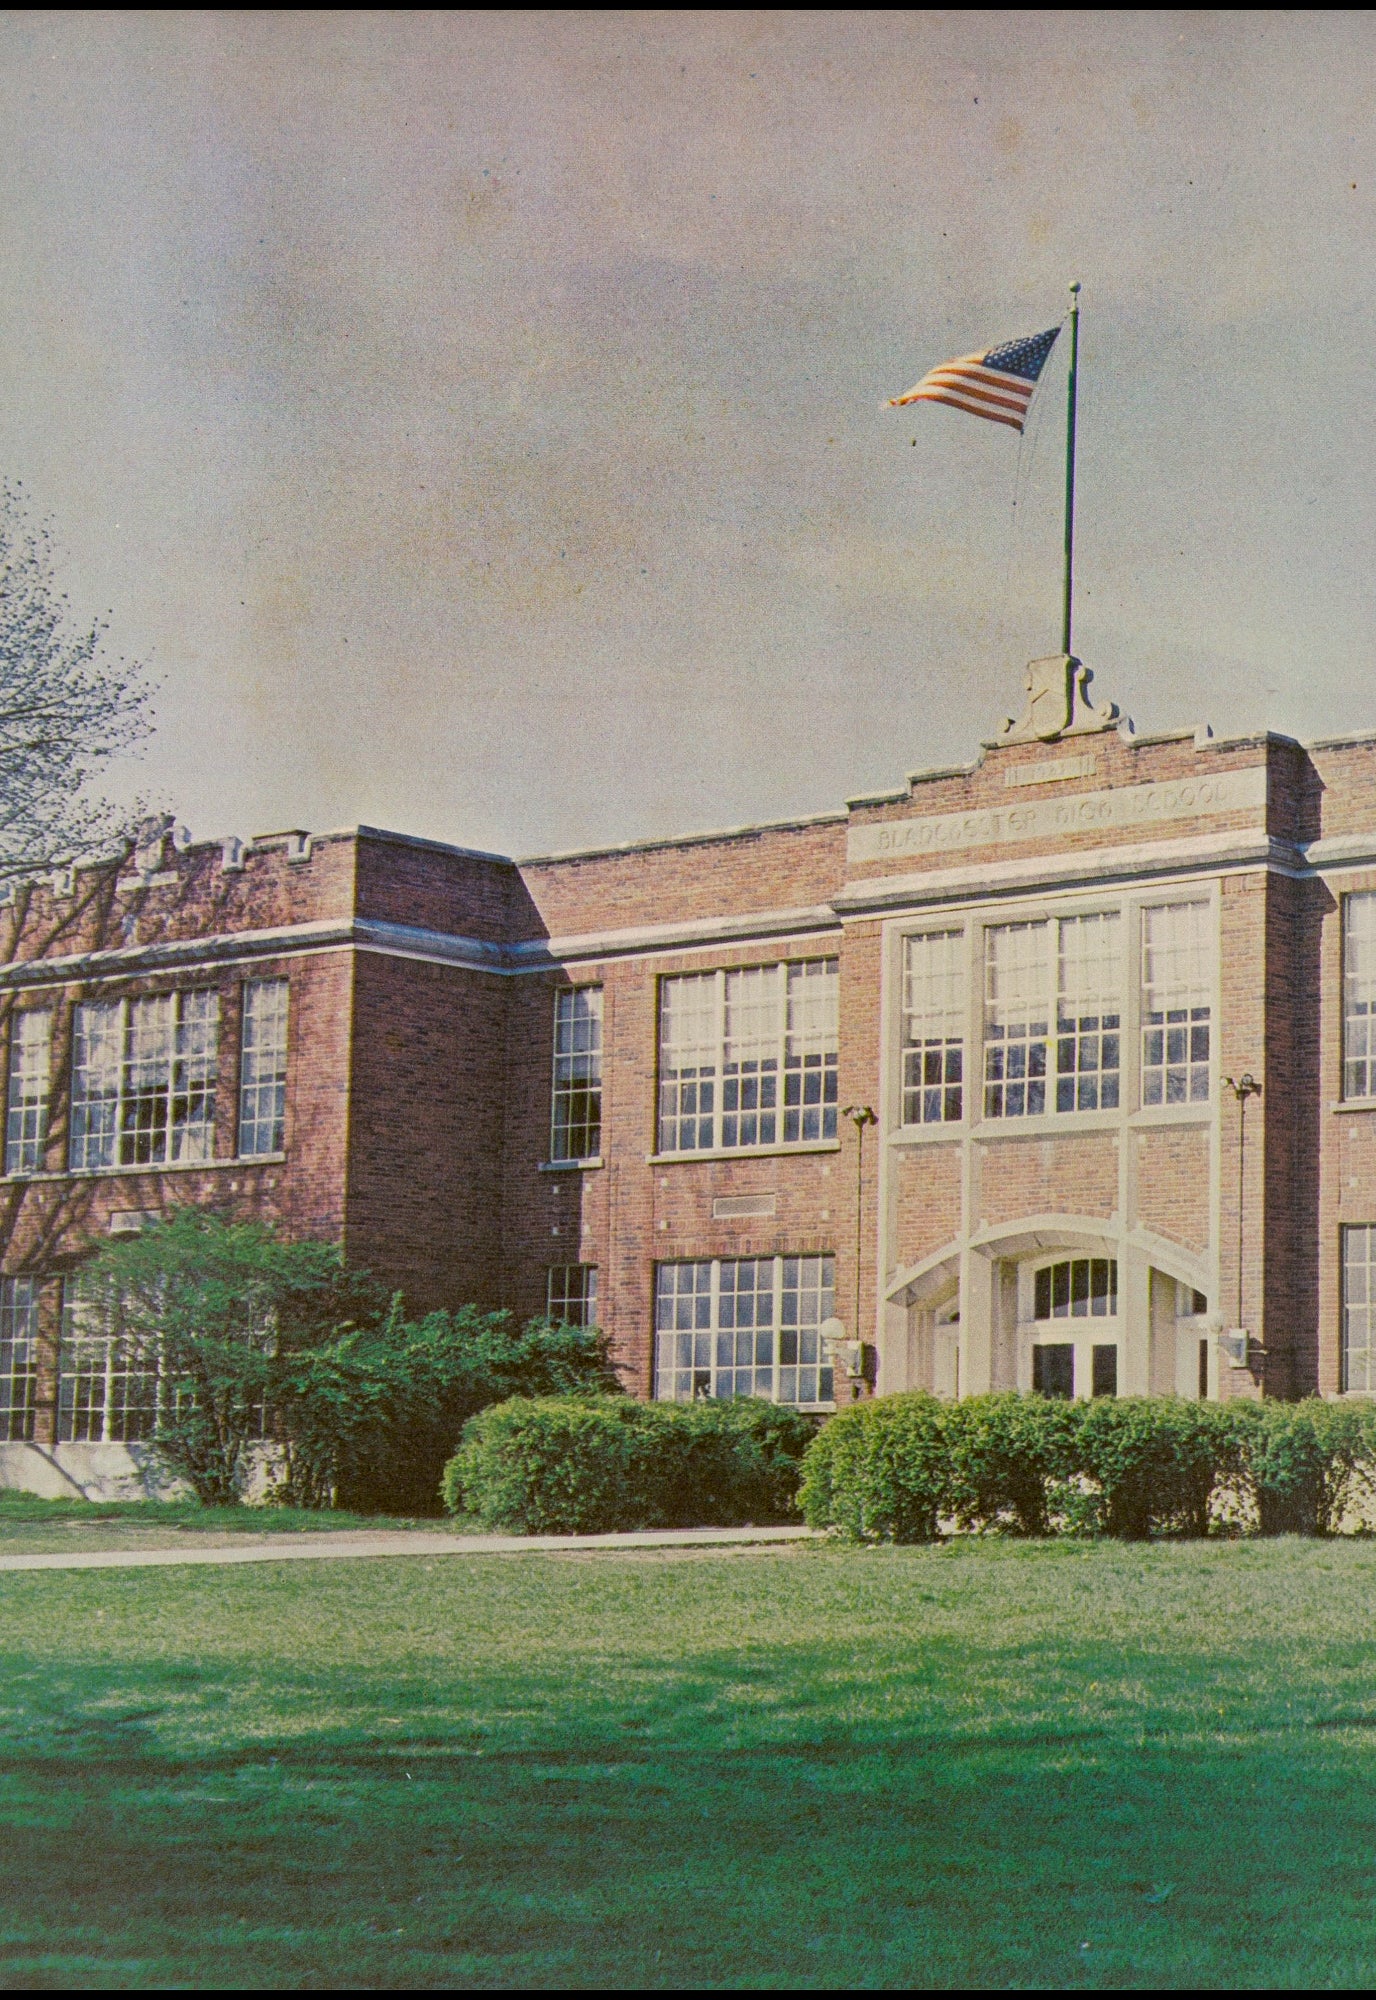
3;1539;1376;1988
0;1493;448;1553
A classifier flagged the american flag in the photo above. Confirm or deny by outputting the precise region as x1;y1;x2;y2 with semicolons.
889;326;1060;433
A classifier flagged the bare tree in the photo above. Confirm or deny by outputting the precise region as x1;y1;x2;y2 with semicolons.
0;482;154;884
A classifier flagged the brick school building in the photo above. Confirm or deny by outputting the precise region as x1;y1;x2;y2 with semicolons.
1;652;1375;1493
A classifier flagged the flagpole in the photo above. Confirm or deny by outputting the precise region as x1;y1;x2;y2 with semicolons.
1061;280;1081;657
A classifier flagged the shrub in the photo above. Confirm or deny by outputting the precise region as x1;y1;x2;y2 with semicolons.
945;1394;1086;1536
1227;1399;1376;1536
1075;1397;1237;1539
799;1394;951;1543
279;1311;625;1515
77;1210;386;1505
444;1396;817;1533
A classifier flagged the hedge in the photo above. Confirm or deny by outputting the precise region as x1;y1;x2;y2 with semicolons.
1226;1399;1376;1536
797;1394;951;1544
799;1392;1376;1542
442;1396;817;1533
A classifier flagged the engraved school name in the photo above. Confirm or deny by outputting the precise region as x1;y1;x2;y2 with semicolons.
845;767;1268;867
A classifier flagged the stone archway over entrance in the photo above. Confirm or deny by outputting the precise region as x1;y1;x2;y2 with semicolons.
882;1220;1215;1401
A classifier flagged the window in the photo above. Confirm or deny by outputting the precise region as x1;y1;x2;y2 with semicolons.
902;931;964;1124
654;1255;835;1406
1344;1226;1376;1393
69;991;219;1171
985;916;1126;1120
1141;903;1211;1105
239;979;289;1157
0;1277;38;1442
551;988;602;1161
548;1264;598;1326
984;922;1049;1117
1344;894;1376;1099
5;1010;51;1175
1034;1258;1118;1320
657;961;838;1153
1056;913;1121;1111
56;1276;159;1443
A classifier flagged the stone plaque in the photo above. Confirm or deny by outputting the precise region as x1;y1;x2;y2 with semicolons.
846;765;1267;868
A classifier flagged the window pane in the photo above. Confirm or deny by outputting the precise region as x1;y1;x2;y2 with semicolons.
1141;904;1211;1106
120;995;175;1165
547;1263;598;1327
723;968;780;1150
239;979;288;1157
903;932;964;1125
1344;1226;1376;1393
5;1010;51;1175
551;987;602;1161
784;959;838;1142
653;1261;713;1400
173;990;219;1162
1056;913;1121;1112
57;1275;159;1445
984;923;1049;1118
1032;1343;1074;1398
657;974;719;1153
1345;895;1376;1100
69;1002;122;1171
0;1277;38;1442
1091;1343;1119;1398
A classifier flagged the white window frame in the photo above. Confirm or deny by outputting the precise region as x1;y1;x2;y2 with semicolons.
983;914;1123;1121
1055;911;1123;1114
550;987;603;1163
901;930;966;1127
1343;894;1376;1102
656;960;839;1156
238;979;289;1157
69;990;220;1172
0;1276;39;1442
983;920;1050;1119
653;1254;835;1407
1343;1225;1376;1394
1140;902;1213;1107
4;1009;52;1176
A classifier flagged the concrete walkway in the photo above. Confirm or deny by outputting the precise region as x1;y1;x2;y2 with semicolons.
0;1523;816;1574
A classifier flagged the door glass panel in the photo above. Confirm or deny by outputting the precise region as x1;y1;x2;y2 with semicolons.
1032;1343;1074;1399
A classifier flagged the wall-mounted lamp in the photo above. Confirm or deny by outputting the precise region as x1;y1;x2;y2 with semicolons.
841;1106;877;1398
1223;1072;1262;1366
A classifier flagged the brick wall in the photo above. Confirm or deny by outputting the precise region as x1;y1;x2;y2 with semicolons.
1135;1127;1210;1256
890;1146;962;1275
344;952;507;1309
977;1135;1119;1229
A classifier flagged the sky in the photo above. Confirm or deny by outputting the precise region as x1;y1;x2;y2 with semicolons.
2;10;1375;858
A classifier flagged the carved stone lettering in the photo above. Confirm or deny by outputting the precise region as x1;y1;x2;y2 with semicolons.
845;766;1267;868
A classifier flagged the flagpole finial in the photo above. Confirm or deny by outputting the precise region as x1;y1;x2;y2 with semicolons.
1068;279;1081;303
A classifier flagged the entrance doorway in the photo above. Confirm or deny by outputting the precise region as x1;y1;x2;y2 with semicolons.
1027;1256;1120;1399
